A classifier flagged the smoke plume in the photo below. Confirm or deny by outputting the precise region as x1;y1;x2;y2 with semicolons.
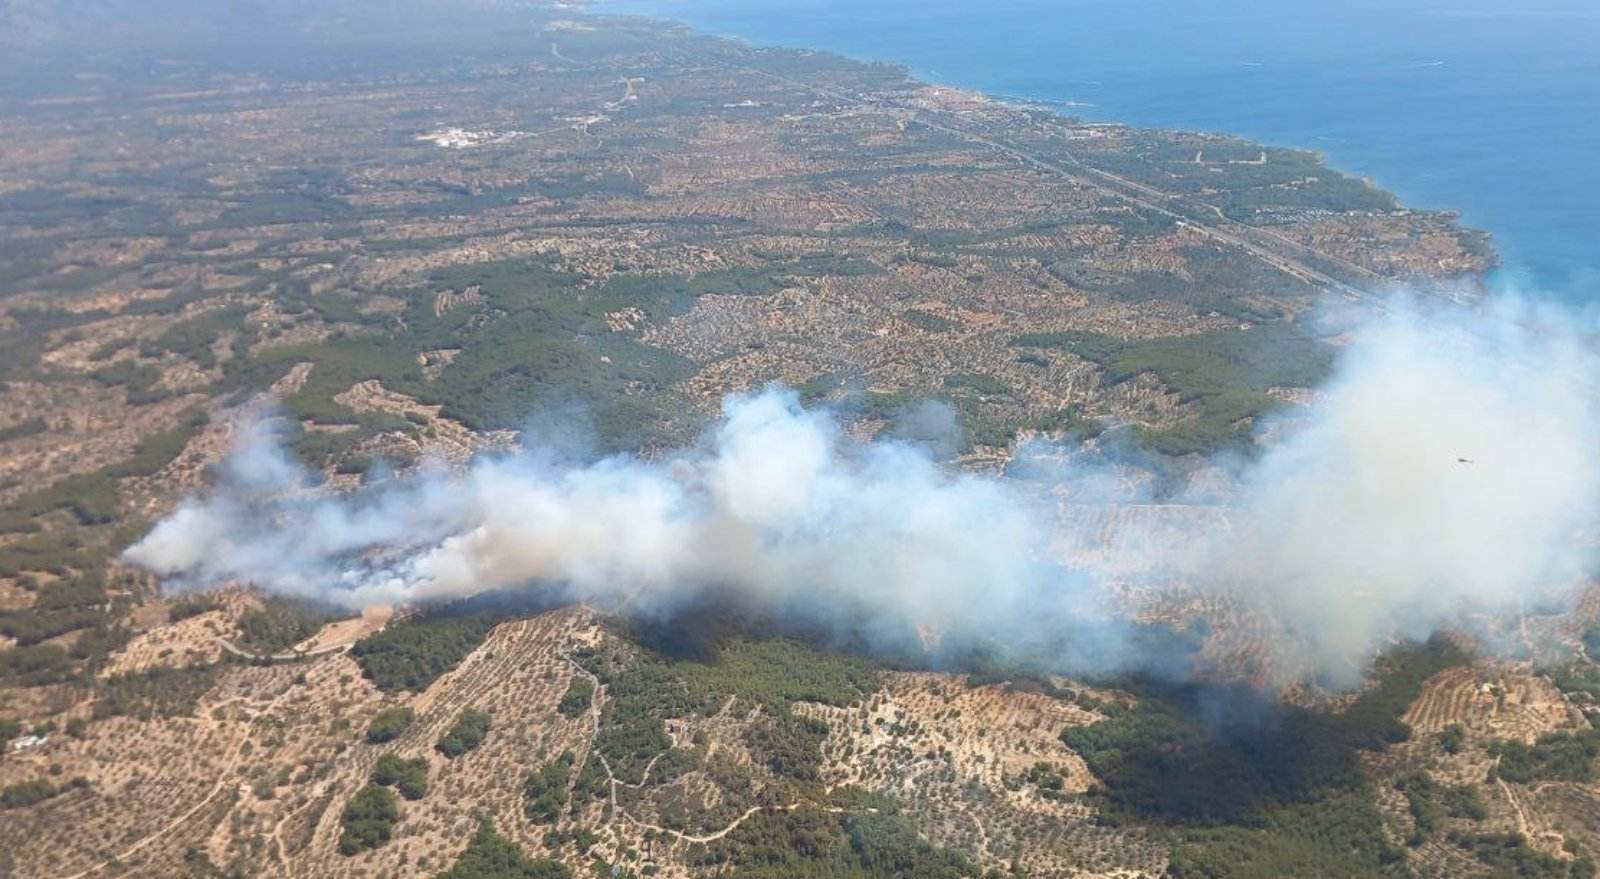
124;295;1600;687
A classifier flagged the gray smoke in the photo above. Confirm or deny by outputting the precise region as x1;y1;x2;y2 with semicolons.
124;295;1600;687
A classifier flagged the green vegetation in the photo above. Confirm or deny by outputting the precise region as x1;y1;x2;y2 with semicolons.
366;706;414;744
1023;761;1067;800
31;575;106;612
1161;790;1406;879
642;745;699;789
94;664;219;720
401;263;695;442
524;752;575;824
338;783;400;855
746;712;830;782
0;471;121;533
0;410;205;602
899;309;952;332
557;678;594;718
0;644;73;685
235;597;336;653
351;590;564;692
0;575;108;640
371;753;429;800
1489;728;1600;783
898;251;960;270
437;709;491;758
693;789;981;878
0;308;80;382
941;372;1010;397
796;370;857;405
168;594;224;621
0;605;106;646
210;255;880;463
437;821;571;879
0;567;121;651
795;374;1054;450
0;417;46;443
217;259;738;454
1442;783;1488;821
351;611;498;692
0;717;19;750
964;400;1104;449
71;624;132;664
1213;169;1395;221
667;638;878;711
1438;722;1467;754
1066;638;1465;878
1013;321;1334;455
570;753;610;812
89;359;169;405
215;187;359;228
1040;235;1310;307
23;523;142;592
576;635;877;787
541;825;600;856
1069;135;1396;223
589;658;685;786
1446;831;1572;879
118;410;209;475
0;527;111;579
34;265;130;294
1395;771;1440;846
1550;660;1600;706
149;303;255;370
1;779;74;809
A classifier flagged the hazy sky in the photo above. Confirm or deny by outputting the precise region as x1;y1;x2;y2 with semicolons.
0;0;538;54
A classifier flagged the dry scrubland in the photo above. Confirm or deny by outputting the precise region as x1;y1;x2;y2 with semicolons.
3;605;1144;877
5;598;1600;878
3;1;1593;877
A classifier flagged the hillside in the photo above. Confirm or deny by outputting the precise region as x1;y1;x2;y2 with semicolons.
2;2;1584;878
5;599;1600;878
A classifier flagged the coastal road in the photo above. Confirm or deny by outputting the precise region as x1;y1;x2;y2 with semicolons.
674;43;1410;304
909;112;1372;300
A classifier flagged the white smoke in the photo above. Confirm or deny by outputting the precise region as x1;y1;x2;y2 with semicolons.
1221;295;1600;684
124;295;1600;687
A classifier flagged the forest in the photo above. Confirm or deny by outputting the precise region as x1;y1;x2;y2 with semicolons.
1068;639;1466;878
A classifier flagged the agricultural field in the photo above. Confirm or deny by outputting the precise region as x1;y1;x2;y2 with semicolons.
8;594;1600;878
1;1;1578;878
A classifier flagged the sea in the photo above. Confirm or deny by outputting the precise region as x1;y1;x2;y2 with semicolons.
597;0;1600;298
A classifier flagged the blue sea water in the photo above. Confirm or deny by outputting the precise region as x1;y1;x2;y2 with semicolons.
598;0;1600;296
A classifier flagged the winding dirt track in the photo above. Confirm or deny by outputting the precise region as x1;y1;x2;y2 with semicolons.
60;672;311;879
300;619;538;864
556;651;859;851
215;637;350;662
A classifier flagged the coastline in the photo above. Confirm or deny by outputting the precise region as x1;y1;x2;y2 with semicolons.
580;2;1500;289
